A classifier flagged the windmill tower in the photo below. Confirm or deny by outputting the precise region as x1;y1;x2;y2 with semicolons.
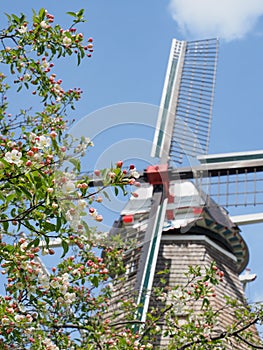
108;38;263;348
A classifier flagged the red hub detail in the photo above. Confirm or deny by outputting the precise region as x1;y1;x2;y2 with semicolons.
122;215;134;224
146;164;175;220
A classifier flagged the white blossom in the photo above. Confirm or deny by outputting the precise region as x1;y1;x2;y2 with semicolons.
53;83;62;95
57;274;70;294
130;169;140;179
17;25;27;34
43;338;59;350
25;314;33;323
62;181;76;194
50;279;60;289
75;137;94;155
20;242;28;252
77;199;87;211
39;273;50;289
7;141;16;148
64;292;76;304
62;273;70;282
14;315;25;322
24;326;36;335
1;317;10;325
36;135;51;149
16;282;23;290
4;149;23;166
23;73;31;81
33;153;42;162
40;60;49;70
72;269;81;277
40;21;49;29
63;36;72;46
41;248;49;256
84;137;94;147
29;133;36;142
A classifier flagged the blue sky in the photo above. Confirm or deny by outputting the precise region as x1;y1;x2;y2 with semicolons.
2;1;263;303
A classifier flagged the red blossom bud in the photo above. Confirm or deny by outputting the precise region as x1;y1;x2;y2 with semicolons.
27;150;34;157
131;192;139;198
116;160;123;168
95;215;103;222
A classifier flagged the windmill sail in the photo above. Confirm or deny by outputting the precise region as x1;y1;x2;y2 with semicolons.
157;150;263;209
197;151;263;208
151;38;218;164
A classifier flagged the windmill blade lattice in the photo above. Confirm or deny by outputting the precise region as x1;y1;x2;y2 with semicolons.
196;151;263;208
151;38;218;164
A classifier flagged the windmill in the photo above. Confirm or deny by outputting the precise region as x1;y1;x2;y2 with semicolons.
107;38;263;348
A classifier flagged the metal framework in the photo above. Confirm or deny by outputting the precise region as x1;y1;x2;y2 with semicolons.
151;38;219;164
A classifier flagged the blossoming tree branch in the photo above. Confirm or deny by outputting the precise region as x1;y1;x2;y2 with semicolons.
0;8;263;350
0;8;142;349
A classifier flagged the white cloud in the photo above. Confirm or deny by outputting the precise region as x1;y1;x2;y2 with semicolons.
169;0;263;41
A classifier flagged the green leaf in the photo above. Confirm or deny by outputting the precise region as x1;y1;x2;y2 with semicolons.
91;275;99;288
102;190;111;201
0;158;10;167
66;11;78;18
38;8;46;21
3;220;9;232
3;244;14;253
77;9;84;18
44;235;50;248
11;14;21;24
114;187;119;196
49;44;55;55
61;240;69;258
27;237;40;250
33;237;40;247
43;222;56;232
0;192;5;202
82;220;91;237
80;48;85;59
69;158;80;172
6;193;17;204
57;46;62;59
4;13;12;21
202;297;210;309
56;216;61;232
19;185;32;200
11;208;16;217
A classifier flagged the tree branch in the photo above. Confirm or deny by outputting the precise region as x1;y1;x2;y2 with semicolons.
235;333;263;349
178;317;262;350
